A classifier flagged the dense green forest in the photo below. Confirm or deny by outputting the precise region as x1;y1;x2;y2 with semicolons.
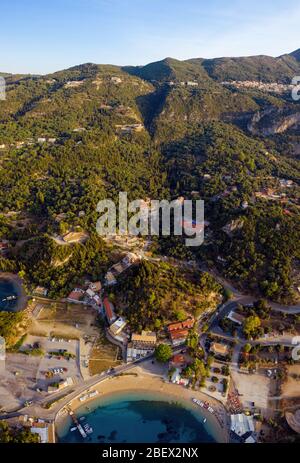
111;261;222;331
0;51;300;305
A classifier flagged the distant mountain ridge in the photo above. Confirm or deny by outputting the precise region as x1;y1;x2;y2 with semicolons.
1;48;300;83
125;48;300;84
0;47;299;145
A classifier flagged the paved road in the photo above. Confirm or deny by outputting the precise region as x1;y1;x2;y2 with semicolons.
0;347;184;422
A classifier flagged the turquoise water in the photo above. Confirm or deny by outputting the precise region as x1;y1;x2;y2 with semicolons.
0;278;19;312
57;392;218;444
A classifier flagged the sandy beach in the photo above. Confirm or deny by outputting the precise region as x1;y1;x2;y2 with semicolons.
56;361;229;443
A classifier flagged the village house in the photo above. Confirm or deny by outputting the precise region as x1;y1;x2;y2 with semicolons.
30;421;55;444
126;331;157;363
64;80;84;88
105;271;117;286
47;377;73;393
169;354;189;369
230;414;256;443
89;281;102;292
86;288;95;299
33;286;48;297
16;141;25;148
111;76;122;84
227;311;246;326
170;368;189;386
210;342;230;357
122;252;139;266
131;331;157;348
170;329;189;346
109;317;127;337
168;317;195;333
67;288;85;303
103;297;117;325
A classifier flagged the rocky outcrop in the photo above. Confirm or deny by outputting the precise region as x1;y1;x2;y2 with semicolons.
248;107;300;136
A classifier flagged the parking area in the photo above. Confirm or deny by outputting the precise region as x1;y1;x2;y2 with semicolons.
21;335;81;391
0;353;41;411
231;367;272;414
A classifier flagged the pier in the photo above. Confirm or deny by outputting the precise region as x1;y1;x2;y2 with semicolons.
69;410;87;439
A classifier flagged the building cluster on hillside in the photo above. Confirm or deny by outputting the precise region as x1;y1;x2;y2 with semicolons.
64;80;85;88
67;281;102;309
166;81;199;87
167;317;195;346
254;188;287;201
115;123;144;135
0;137;57;151
104;253;140;287
221;80;293;94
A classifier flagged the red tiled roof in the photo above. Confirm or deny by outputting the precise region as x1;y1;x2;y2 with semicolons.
168;318;194;332
103;297;113;320
168;322;183;332
170;329;189;340
171;354;185;365
182;318;194;329
67;291;83;301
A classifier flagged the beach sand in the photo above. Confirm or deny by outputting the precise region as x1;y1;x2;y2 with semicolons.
56;362;229;443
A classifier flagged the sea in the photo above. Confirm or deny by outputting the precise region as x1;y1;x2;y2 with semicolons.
57;391;219;444
0;278;19;312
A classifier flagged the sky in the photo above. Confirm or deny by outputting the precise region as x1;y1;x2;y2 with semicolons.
1;0;300;74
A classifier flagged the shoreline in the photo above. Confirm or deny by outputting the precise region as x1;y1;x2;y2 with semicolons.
0;272;28;312
55;366;230;443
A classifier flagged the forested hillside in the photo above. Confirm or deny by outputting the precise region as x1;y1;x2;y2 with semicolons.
0;49;300;302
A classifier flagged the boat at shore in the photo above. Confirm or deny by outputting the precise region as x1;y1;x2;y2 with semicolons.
57;391;222;443
83;423;93;435
192;398;215;414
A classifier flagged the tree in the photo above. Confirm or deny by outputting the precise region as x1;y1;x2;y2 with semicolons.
154;344;172;363
243;315;261;339
243;343;252;353
186;331;199;352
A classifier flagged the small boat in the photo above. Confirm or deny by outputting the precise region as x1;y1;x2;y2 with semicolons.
2;295;17;302
83;424;93;435
203;418;207;424
79;416;86;421
70;427;77;432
